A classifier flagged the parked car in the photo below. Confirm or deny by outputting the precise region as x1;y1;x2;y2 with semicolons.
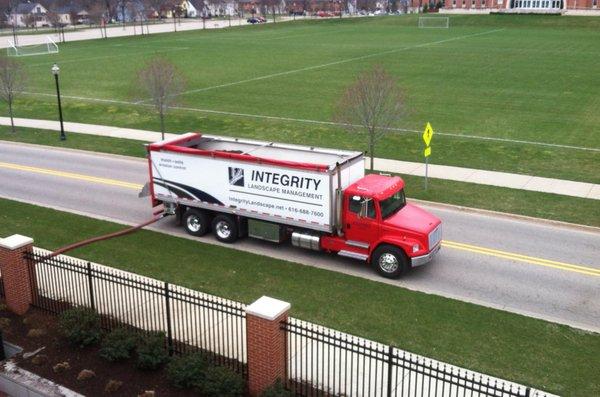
316;11;334;17
247;16;266;23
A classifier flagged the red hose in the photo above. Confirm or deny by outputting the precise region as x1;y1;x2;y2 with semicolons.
44;215;166;259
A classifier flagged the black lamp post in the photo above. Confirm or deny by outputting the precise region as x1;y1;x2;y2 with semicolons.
52;63;66;141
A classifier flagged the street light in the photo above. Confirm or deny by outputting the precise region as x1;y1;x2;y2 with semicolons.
51;63;66;141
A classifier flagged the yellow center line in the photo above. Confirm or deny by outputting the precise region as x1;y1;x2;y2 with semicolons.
442;241;599;277
1;160;598;277
0;161;143;190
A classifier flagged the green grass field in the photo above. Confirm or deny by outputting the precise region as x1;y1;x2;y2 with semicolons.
9;14;600;183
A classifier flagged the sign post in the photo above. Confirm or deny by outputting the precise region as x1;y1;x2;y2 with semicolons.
422;122;434;190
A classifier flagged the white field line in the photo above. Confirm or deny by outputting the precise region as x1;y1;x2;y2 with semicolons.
26;47;190;68
20;90;600;152
153;28;506;101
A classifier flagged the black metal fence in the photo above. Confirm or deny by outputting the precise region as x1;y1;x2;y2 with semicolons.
25;249;247;376
282;319;538;397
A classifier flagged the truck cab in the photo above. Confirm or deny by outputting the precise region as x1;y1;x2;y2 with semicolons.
321;174;442;278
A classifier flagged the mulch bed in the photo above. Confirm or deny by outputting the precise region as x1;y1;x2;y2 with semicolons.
1;306;199;396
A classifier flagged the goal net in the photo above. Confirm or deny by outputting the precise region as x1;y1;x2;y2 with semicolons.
7;36;59;57
418;17;450;28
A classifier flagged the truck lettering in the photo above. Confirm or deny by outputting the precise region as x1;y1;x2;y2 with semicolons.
251;170;322;191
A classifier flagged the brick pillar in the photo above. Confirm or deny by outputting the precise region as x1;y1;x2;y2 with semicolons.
246;296;290;397
0;235;34;315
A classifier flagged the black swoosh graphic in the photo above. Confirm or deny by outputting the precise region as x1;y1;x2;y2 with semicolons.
153;178;224;205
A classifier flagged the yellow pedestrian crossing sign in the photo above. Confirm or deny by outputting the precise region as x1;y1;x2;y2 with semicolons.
422;122;434;147
422;122;433;189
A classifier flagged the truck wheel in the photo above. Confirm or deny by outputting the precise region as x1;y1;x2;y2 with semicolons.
212;215;238;243
183;209;209;237
372;245;408;278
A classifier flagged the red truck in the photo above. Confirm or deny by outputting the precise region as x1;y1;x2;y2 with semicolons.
146;133;442;278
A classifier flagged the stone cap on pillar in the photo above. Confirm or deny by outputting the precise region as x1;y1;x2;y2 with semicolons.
0;235;34;251
246;296;291;321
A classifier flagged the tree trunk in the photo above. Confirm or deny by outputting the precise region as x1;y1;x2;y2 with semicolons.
159;111;165;140
369;133;375;171
8;99;15;134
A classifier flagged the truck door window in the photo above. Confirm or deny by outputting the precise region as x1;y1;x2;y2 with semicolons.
380;190;406;219
349;196;375;219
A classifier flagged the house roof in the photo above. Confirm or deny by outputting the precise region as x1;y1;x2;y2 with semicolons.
15;3;44;14
188;0;205;9
54;4;87;14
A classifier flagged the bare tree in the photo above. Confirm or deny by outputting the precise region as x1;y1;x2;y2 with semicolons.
88;3;107;37
23;13;36;29
46;10;62;27
136;57;186;139
0;57;26;134
334;65;405;171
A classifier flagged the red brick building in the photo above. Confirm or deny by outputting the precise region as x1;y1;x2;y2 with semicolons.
443;0;597;10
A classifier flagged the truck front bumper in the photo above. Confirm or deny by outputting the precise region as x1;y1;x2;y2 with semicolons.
411;243;441;267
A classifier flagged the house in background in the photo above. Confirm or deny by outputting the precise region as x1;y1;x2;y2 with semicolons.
186;0;239;17
53;5;89;26
9;2;49;27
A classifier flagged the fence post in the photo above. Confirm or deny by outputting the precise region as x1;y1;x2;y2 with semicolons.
164;282;174;356
246;296;290;397
86;262;95;310
0;235;34;315
387;344;393;397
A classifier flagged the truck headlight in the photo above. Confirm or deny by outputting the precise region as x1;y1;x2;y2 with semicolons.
412;244;420;253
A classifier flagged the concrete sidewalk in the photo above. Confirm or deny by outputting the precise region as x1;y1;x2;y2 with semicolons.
1;116;598;200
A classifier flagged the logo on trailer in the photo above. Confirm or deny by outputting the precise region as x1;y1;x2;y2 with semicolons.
228;167;244;186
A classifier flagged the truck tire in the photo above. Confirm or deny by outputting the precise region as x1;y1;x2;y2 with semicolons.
372;245;408;278
212;215;238;243
183;209;210;237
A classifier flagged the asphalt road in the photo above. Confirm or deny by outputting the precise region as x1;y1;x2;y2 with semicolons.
1;141;599;332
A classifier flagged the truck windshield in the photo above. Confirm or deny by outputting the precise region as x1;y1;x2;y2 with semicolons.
380;190;406;219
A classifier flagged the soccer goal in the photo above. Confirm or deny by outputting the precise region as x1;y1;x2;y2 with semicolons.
7;36;59;57
418;17;450;28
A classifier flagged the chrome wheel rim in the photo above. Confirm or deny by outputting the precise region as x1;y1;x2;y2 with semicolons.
379;253;399;273
215;221;231;239
186;215;202;233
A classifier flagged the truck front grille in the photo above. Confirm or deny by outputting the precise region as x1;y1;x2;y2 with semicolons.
428;224;442;249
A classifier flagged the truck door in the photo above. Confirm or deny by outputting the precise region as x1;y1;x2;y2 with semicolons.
344;195;379;249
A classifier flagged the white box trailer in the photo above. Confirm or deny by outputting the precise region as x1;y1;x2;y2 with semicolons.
146;133;442;279
147;133;364;233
